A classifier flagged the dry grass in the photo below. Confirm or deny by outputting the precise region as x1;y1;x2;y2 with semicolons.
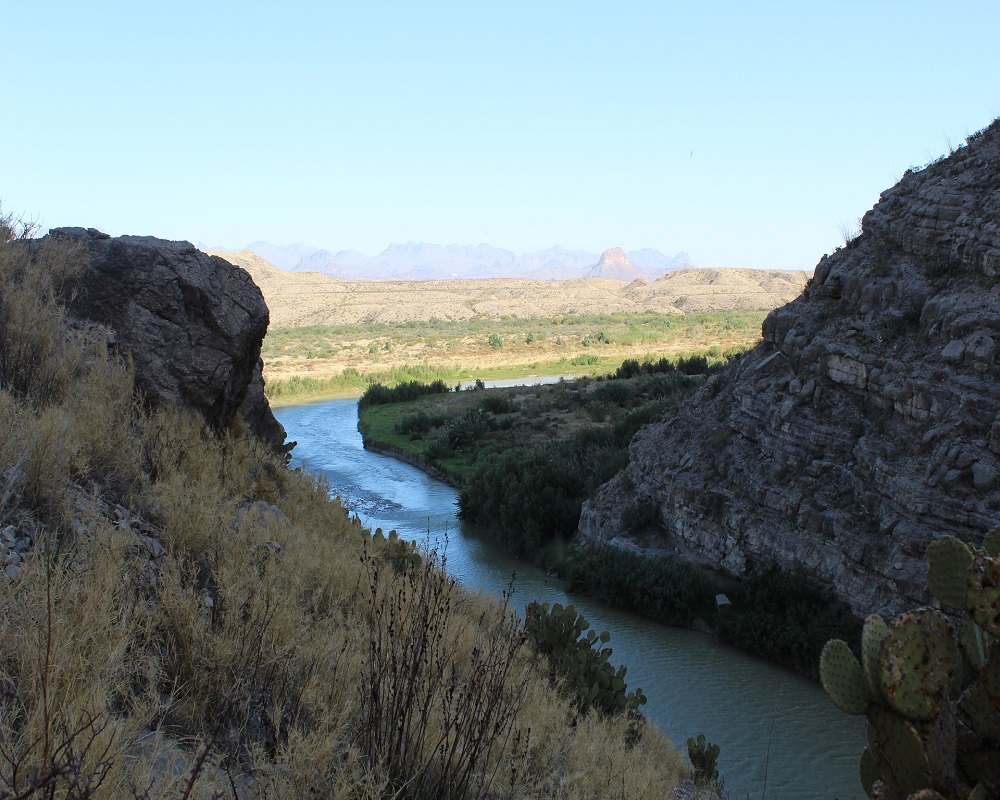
0;219;689;798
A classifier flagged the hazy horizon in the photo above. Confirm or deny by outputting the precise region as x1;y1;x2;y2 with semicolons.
3;1;998;271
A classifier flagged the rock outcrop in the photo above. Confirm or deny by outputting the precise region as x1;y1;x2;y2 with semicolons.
24;228;286;449
584;247;643;281
579;120;1000;618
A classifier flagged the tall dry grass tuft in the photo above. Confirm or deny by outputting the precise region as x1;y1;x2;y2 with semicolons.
0;217;689;798
0;515;159;798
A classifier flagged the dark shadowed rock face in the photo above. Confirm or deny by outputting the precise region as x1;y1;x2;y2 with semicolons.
30;228;285;448
579;120;1000;618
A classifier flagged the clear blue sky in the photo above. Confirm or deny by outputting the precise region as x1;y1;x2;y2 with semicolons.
2;1;997;270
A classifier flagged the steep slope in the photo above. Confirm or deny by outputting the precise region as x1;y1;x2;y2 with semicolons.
579;120;1000;619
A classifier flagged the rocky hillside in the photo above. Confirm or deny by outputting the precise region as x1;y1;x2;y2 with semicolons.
580;120;1000;619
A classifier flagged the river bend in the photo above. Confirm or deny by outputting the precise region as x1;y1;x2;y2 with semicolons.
276;397;864;799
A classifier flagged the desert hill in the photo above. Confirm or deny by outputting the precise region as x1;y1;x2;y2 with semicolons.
580;120;1000;619
208;248;808;329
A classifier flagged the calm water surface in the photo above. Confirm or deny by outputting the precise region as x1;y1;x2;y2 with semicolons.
276;395;865;799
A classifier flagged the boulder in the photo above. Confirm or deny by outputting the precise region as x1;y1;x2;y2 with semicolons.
25;228;285;449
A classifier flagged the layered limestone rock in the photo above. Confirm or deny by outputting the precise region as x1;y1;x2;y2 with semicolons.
23;228;286;449
579;120;1000;618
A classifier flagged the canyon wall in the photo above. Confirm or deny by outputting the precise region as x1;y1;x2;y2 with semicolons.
579;120;1000;618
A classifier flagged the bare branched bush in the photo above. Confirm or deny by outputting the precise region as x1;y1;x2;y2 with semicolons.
358;550;528;798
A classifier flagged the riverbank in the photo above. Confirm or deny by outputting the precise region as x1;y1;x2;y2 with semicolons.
356;373;862;679
276;396;867;799
260;309;769;407
363;438;463;488
267;358;607;408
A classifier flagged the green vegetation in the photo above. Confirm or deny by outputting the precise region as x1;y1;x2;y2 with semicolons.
0;208;690;799
524;601;647;719
820;529;1000;799
357;360;716;486
458;448;584;556
714;564;861;677
261;309;768;405
266;364;461;405
358;378;449;410
560;543;716;628
262;310;766;362
687;734;723;794
359;366;863;678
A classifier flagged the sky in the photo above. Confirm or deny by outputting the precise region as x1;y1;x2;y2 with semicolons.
1;1;998;271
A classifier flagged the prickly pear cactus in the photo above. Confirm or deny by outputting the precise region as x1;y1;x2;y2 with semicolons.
927;537;974;610
820;528;1000;800
879;609;959;721
372;527;423;571
967;556;1000;636
820;639;869;715
524;600;647;718
862;615;889;702
686;733;721;786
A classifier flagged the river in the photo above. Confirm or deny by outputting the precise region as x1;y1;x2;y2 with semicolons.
275;396;866;799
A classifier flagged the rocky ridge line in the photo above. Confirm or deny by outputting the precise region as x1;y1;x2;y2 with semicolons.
579;120;1000;618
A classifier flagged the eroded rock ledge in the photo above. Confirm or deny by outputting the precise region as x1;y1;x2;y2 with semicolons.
580;120;1000;618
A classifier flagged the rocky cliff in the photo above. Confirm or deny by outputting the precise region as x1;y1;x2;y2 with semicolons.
579;120;1000;618
23;228;286;449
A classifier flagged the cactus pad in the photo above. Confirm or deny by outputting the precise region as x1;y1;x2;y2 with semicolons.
879;609;959;721
958;680;1000;741
867;706;930;799
863;615;889;701
982;640;1000;702
959;616;989;671
821;639;870;715
926;536;975;609
923;702;957;788
967;556;1000;636
983;526;1000;558
859;746;879;798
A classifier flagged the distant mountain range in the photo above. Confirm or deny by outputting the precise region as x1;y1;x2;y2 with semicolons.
227;241;694;281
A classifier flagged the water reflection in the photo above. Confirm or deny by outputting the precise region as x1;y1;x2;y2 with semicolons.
276;397;865;799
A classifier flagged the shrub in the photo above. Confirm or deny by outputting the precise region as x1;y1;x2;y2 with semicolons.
359;550;526;797
562;543;715;626
396;410;448;438
487;332;503;349
446;406;492;449
714;563;861;677
675;354;709;375
358;379;449;410
458;448;584;556
478;394;514;415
